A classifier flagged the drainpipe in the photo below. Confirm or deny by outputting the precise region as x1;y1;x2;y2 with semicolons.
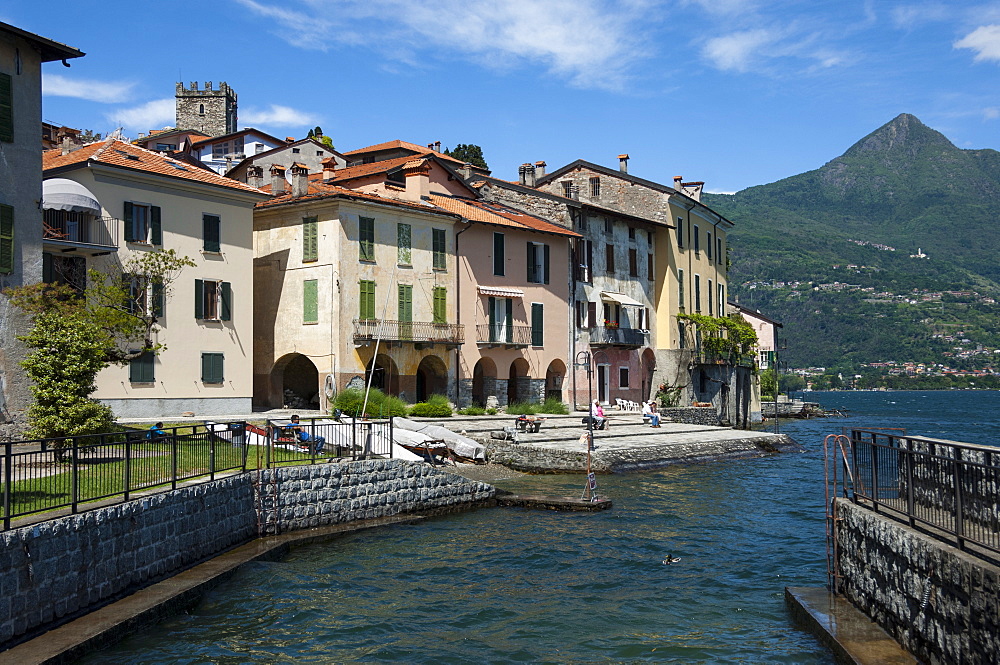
454;219;473;405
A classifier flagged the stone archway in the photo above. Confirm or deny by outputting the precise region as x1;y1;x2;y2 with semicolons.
472;357;498;406
416;355;448;402
545;359;567;402
272;353;320;409
365;353;400;396
507;357;530;405
641;348;657;402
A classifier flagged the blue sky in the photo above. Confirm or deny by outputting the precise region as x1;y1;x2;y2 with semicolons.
7;0;1000;192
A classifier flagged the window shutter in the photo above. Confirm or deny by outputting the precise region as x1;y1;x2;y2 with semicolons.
0;73;11;143
488;296;497;341
543;244;550;284
433;287;446;324
526;242;536;282
303;279;318;323
204;215;221;252
130;354;142;383
194;279;204;319
131;352;154;383
531;303;543;346
493;232;504;276
303;217;318;262
42;251;53;283
588;301;596;328
359;281;375;320
150;206;162;245
433;229;446;270
505;297;513;343
397;223;411;264
645;307;650;330
586;241;593;281
220;281;232;320
0;204;13;274
152;281;165;318
398;284;413;322
124;202;134;243
202;353;224;383
359;216;375;261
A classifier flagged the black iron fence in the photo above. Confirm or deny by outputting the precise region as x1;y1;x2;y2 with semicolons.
845;428;1000;556
0;417;395;531
588;326;646;347
476;323;533;346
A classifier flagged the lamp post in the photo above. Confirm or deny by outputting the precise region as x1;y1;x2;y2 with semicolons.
574;350;597;501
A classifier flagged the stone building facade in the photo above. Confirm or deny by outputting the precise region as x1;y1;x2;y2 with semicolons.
175;81;237;137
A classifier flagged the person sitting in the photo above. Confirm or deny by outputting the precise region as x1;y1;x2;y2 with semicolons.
147;422;168;440
590;400;609;430
289;414;326;454
642;401;661;428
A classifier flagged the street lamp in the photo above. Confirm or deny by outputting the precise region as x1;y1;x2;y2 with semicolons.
574;350;598;501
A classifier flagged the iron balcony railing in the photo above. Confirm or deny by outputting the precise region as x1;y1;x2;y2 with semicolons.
42;214;119;248
476;323;533;346
588;326;647;347
353;319;464;345
843;428;1000;557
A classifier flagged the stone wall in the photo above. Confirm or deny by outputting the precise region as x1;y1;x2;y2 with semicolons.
659;406;720;426
835;499;1000;665
0;460;493;649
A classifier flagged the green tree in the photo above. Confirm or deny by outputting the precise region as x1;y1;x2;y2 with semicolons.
443;143;488;170
760;368;778;399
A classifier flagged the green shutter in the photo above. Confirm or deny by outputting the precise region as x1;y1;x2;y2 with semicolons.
303;217;318;262
194;279;204;319
123;202;134;243
359;280;375;320
493;232;504;276
432;229;446;270
543;244;550;284
150;206;162;245
202;353;224;383
0;204;13;274
130;352;155;383
359;217;374;261
488;296;497;342
532;303;543;346
526;242;536;282
0;73;12;143
152;281;165;318
505;298;513;343
398;284;412;322
220;281;232;321
397;223;411;264
204;215;221;252
433;287;446;324
303;279;318;323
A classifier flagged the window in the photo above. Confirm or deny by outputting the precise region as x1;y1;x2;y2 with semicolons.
603;302;621;328
678;268;685;310
707;231;713;261
387;168;405;185
576;239;593;282
604;217;613;234
694;274;702;312
433;287;447;324
572;209;586;231
531;303;544;346
629;248;638;277
303;279;318;323
432;228;447;270
493;232;505;276
576;301;587;328
562;181;573;197
588;301;597;328
619;367;629;388
316;150;324;157
717;237;724;265
152;281;165;318
198;103;205;115
693;225;700;254
628;227;636;240
605;244;615;274
201;352;224;384
0;73;12;143
129;351;155;383
124;274;147;315
292;148;300;154
302;217;318;262
590;177;600;198
203;214;221;253
708;279;713;317
677;217;684;247
255;144;265;154
647;253;653;281
487;296;513;342
0;204;13;274
527;242;549;284
359;280;375;320
155;143;176;152
359;216;375;261
195;279;232;321
647;230;653;244
397;223;411;264
124;202;161;244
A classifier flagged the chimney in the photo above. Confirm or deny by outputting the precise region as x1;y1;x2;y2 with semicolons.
321;157;338;180
403;160;430;201
270;164;287;195
673;175;683;191
290;162;309;198
285;136;295;144
535;160;546;177
618;154;629;174
246;165;264;189
434;141;441;153
460;162;473;179
518;163;535;187
60;135;74;156
138;132;146;139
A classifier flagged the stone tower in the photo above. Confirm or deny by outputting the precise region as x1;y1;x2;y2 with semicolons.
175;81;237;137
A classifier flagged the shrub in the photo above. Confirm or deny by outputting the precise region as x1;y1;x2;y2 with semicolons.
332;387;408;418
408;393;453;417
506;401;538;415
457;405;486;415
537;397;569;414
485;407;498;415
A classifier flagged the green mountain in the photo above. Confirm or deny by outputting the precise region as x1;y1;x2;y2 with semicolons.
705;114;1000;371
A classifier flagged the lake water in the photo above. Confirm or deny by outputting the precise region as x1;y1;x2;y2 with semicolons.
80;391;998;664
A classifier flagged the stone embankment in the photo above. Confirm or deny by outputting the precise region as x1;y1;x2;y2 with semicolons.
0;459;493;653
431;413;799;473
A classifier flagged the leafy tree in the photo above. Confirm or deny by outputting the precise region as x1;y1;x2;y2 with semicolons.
79;129;103;143
9;250;195;437
443;144;488;170
760;368;777;399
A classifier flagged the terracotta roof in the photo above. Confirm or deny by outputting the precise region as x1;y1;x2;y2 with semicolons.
327;154;418;182
427;195;580;238
256;180;459;218
43;139;266;195
343;139;466;165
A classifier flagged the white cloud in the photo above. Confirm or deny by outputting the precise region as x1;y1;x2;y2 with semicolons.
702;29;777;72
241;104;320;127
237;0;650;90
983;107;1000;119
104;99;175;132
954;24;1000;62
42;74;135;103
890;3;951;29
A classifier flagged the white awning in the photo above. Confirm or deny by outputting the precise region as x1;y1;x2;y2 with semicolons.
42;178;101;215
478;286;524;298
601;291;644;307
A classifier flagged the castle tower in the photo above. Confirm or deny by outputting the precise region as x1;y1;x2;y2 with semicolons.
175;81;238;137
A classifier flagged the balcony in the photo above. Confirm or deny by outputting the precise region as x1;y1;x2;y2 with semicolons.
353;319;464;346
43;212;119;254
588;326;647;348
476;324;533;347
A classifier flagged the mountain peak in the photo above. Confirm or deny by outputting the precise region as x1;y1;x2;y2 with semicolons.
840;113;955;160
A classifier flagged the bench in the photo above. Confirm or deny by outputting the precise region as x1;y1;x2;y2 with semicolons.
515;416;546;433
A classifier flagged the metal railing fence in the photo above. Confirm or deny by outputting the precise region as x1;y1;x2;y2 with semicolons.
258;417;393;467
845;428;1000;556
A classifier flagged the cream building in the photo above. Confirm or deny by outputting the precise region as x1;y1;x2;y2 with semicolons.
42;138;268;417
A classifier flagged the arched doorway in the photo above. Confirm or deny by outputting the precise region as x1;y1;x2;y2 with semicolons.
415;355;448;402
365;353;400;396
545;359;567;402
472;357;497;406
272;353;319;409
641;348;657;401
507;358;530;405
